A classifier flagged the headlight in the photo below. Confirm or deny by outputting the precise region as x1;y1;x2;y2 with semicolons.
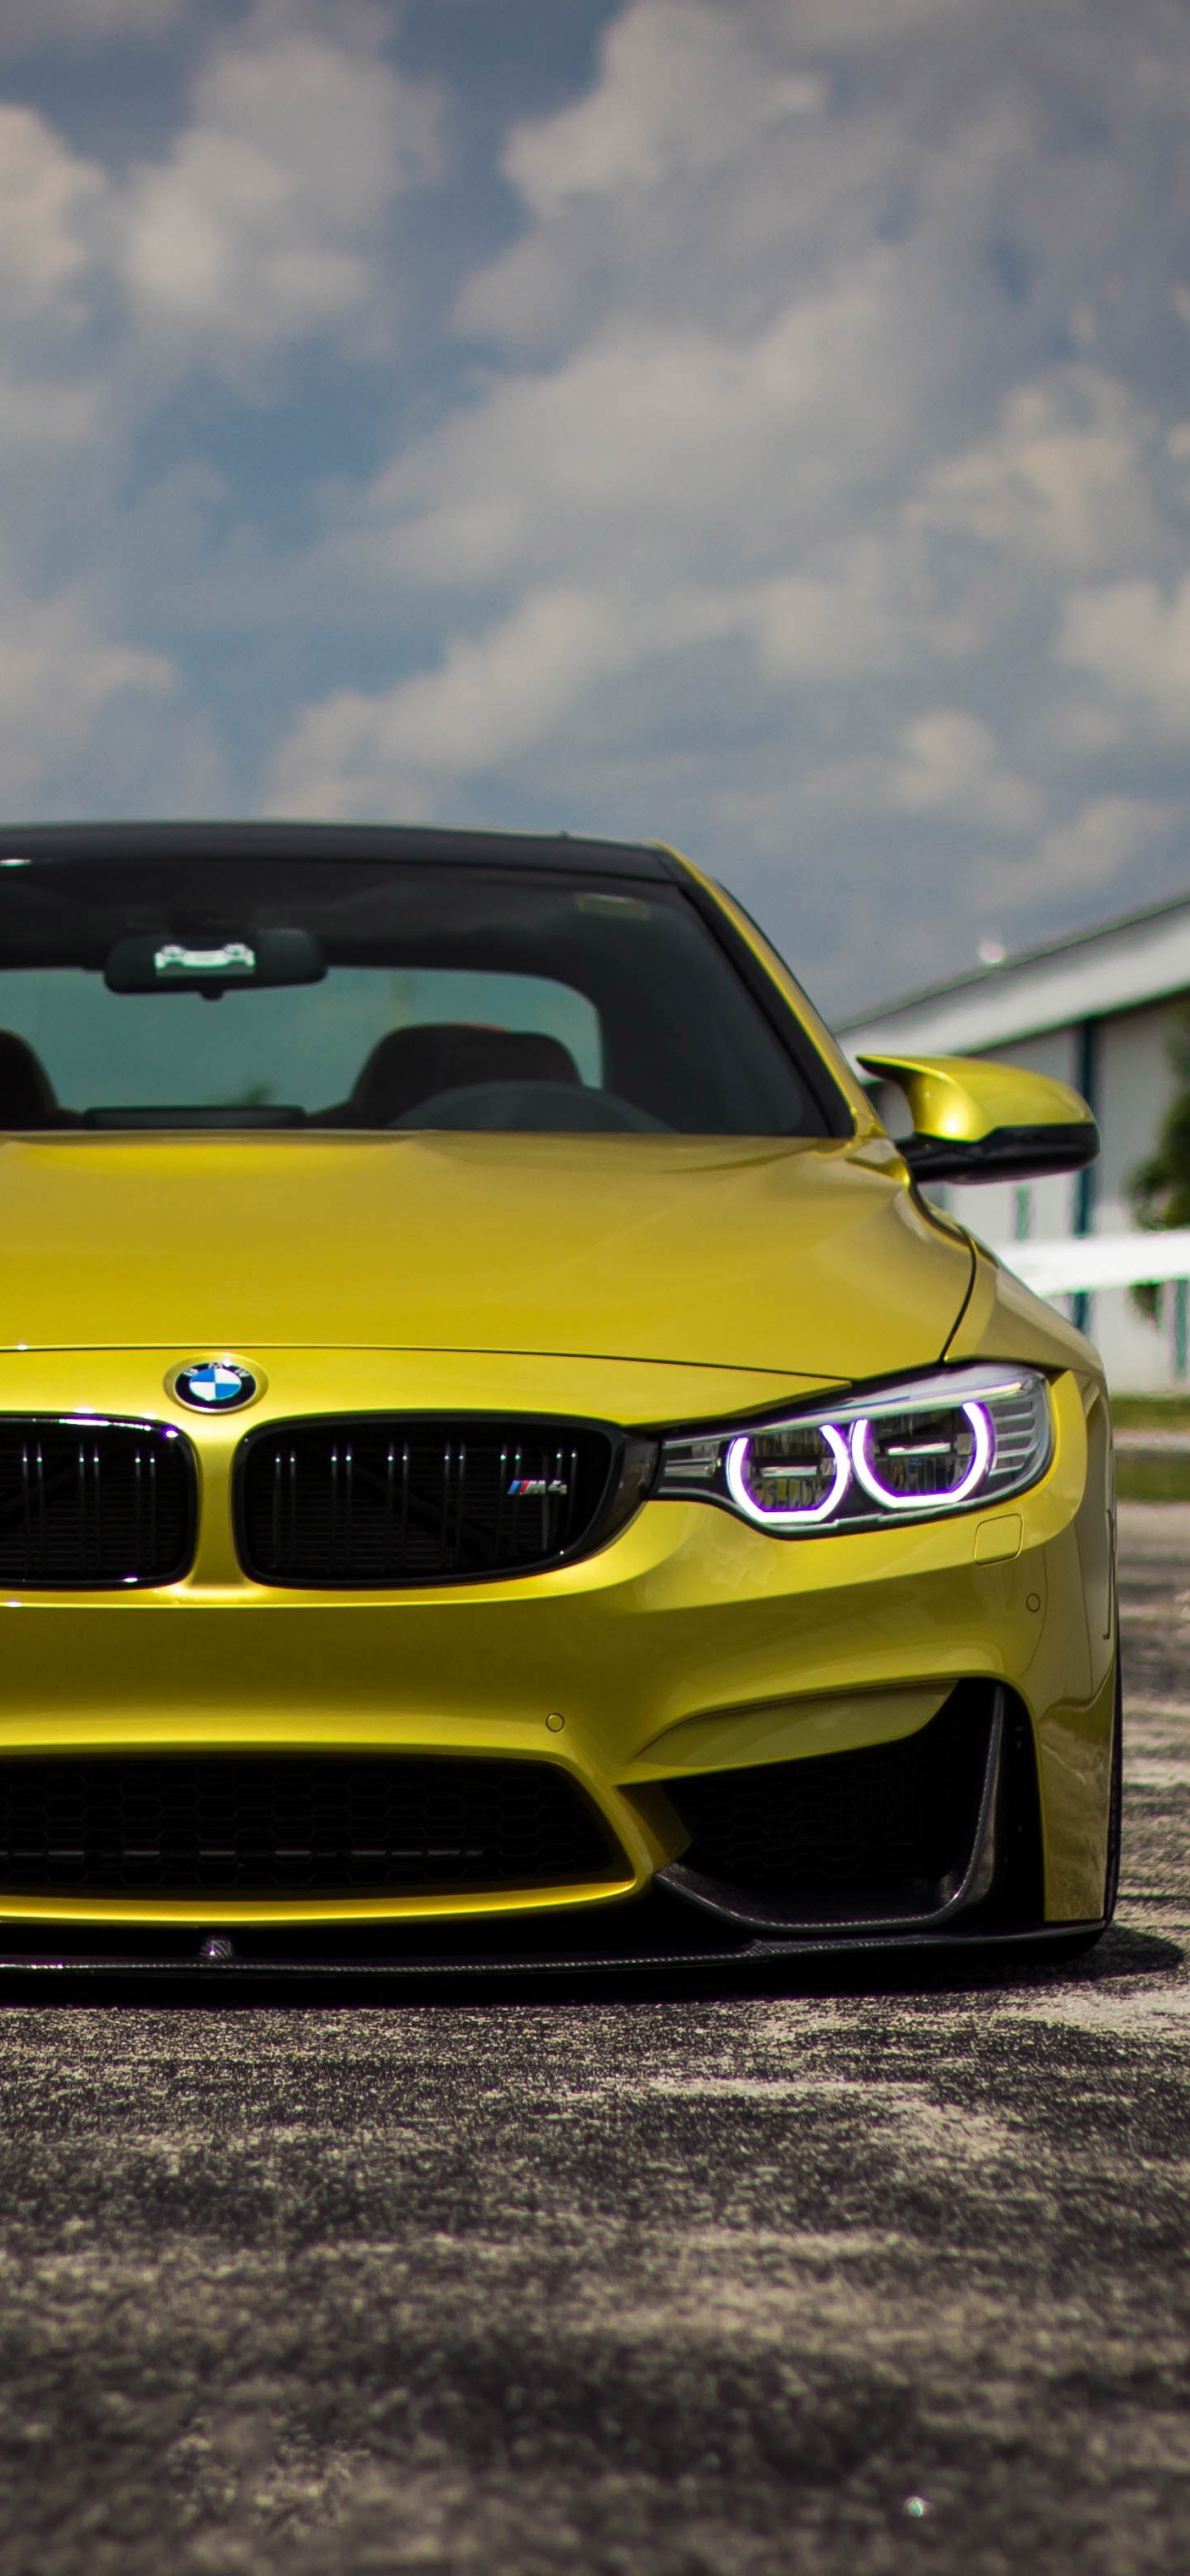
656;1366;1052;1537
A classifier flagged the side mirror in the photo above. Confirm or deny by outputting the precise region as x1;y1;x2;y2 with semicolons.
859;1050;1099;1184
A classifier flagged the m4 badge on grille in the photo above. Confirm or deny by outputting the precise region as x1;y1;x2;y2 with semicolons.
169;1360;262;1414
508;1476;569;1497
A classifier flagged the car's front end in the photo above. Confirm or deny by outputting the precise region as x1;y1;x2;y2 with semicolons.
0;824;1114;1974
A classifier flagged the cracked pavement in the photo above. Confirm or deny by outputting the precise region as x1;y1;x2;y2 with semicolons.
0;1502;1186;2574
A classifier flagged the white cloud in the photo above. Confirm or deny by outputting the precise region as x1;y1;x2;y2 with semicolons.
121;4;443;369
0;105;113;555
499;0;975;232
354;278;920;605
268;587;640;817
270;544;951;819
747;553;920;683
0;380;103;448
504;1;824;210
980;795;1174;910
910;372;1159;574
1057;574;1190;738
0;103;106;327
0;0;183;52
886;711;1043;833
754;0;976;34
0;567;175;803
786;706;1046;835
0;5;455;823
460;1;1048;359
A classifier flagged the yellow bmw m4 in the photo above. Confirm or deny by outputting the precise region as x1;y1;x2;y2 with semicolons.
0;822;1115;1976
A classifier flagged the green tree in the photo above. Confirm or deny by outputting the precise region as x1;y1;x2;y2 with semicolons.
1129;1001;1190;1317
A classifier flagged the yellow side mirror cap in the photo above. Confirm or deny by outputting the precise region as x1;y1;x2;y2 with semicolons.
859;1051;1099;1185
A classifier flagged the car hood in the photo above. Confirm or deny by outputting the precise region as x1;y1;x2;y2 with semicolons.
0;1132;973;1381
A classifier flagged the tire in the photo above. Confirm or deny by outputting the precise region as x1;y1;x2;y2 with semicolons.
1103;1651;1123;1924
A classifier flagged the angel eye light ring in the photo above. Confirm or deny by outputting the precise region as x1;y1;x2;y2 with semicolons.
724;1421;850;1528
724;1401;994;1527
850;1400;993;1513
658;1368;1048;1536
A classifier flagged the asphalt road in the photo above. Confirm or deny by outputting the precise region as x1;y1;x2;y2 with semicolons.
0;1506;1187;2576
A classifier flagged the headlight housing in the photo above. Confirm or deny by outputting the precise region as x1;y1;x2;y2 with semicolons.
656;1366;1052;1537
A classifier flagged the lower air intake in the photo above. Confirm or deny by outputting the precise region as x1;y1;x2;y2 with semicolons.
663;1685;996;1922
0;1417;195;1589
236;1415;621;1585
0;1756;622;1897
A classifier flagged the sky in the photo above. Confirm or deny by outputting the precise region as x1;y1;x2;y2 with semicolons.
3;0;1190;1020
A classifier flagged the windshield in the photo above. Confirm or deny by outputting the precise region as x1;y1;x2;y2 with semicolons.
0;850;835;1137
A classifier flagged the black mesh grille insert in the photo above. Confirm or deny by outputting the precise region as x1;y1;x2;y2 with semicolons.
0;1418;196;1589
0;1756;622;1896
666;1687;994;1915
237;1416;619;1585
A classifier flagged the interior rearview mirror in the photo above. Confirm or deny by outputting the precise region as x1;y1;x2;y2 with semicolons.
859;1049;1099;1184
104;927;325;996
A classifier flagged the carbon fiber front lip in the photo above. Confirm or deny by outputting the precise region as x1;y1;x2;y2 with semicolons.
0;1921;1102;1977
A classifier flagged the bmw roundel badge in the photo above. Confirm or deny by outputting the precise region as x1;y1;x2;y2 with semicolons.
171;1360;261;1413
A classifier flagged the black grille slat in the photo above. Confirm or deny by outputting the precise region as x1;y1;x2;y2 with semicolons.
0;1756;621;1896
238;1415;617;1586
0;1419;195;1589
21;1441;42;1568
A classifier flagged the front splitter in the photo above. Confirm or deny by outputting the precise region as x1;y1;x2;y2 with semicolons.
0;1920;1104;1978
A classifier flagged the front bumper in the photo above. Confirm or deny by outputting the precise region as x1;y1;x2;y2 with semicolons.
0;1354;1116;1941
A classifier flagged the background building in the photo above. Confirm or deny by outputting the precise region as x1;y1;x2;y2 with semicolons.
835;892;1190;1391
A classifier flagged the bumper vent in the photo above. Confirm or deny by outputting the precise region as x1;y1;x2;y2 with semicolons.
0;1418;196;1589
0;1755;622;1897
237;1415;626;1586
663;1686;996;1923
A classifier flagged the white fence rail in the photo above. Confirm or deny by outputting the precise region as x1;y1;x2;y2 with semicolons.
1003;1229;1190;1300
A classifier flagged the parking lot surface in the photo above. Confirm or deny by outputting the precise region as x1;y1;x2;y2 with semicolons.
0;1503;1186;2575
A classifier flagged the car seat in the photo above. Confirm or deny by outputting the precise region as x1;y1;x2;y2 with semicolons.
0;1032;63;1130
326;1024;583;1126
